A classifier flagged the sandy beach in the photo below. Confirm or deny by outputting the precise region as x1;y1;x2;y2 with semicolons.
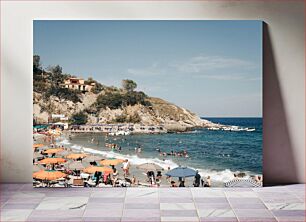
33;123;263;189
33;133;207;188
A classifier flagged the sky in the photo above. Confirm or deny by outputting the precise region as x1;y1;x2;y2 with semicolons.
34;20;262;117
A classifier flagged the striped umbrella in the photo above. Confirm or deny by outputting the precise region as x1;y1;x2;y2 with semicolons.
224;179;261;188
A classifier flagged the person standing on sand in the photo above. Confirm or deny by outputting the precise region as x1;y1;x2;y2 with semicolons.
122;159;130;177
131;175;137;186
111;168;118;187
194;170;201;187
170;181;177;187
179;180;185;187
204;176;211;187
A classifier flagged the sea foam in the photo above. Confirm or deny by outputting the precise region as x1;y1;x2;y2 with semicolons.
56;137;253;184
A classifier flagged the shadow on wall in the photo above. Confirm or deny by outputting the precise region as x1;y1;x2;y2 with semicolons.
263;22;298;186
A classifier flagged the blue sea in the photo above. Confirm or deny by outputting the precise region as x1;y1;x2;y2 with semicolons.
58;118;262;183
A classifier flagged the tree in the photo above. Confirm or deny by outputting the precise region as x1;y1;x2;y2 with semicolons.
48;65;64;87
33;55;43;78
95;92;123;110
91;83;104;94
122;79;137;92
70;112;88;125
85;77;95;85
33;55;41;71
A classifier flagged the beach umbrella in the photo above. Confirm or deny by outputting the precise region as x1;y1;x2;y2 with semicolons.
33;164;45;172
83;166;113;174
33;170;66;180
44;148;64;154
82;155;103;163
65;161;86;171
66;153;87;160
165;166;196;178
137;163;163;171
33;152;44;159
33;144;44;149
100;158;124;166
224;179;261;188
39;158;66;164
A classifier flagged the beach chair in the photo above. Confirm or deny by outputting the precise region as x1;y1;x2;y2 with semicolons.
86;178;96;187
72;178;84;187
53;183;65;188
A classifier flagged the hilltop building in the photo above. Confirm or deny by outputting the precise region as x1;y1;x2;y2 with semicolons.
64;77;95;92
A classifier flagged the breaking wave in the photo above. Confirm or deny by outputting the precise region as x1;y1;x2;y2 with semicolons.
56;137;255;184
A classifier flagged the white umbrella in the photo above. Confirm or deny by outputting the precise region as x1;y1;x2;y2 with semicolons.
82;155;103;163
137;163;163;171
33;152;44;159
33;164;45;172
57;150;70;157
65;161;86;171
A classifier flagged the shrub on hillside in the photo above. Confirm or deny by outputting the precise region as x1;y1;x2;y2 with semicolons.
34;81;48;93
70;112;88;125
115;114;127;123
95;92;123;110
91;82;104;94
94;91;151;110
128;113;141;123
43;87;81;103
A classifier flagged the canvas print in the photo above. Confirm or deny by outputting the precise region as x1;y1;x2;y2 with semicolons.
33;20;262;188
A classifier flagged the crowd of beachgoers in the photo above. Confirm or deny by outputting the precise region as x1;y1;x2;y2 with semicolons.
33;128;263;188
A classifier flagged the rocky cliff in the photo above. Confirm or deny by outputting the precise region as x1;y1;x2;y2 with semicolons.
33;90;211;131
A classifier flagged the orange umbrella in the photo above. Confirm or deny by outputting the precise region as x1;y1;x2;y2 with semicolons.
44;148;64;154
83;166;113;174
33;144;44;149
39;158;66;164
66;153;87;160
100;159;124;166
33;170;66;180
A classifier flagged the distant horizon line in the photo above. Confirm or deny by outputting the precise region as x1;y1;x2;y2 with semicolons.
201;116;262;118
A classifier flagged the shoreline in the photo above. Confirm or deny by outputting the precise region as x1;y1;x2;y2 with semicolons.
33;121;262;188
56;133;260;187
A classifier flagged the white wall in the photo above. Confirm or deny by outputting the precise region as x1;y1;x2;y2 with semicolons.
1;1;304;184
